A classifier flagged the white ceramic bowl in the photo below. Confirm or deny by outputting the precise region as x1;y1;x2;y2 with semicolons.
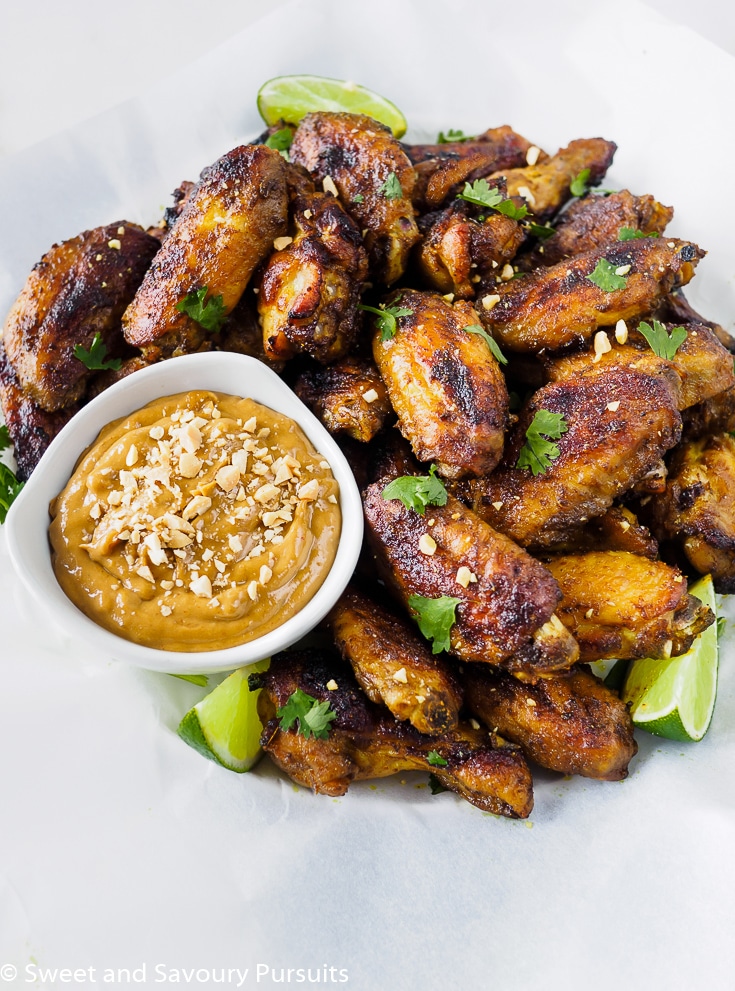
5;351;364;673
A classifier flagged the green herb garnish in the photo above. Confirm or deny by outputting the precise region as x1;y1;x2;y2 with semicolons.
408;594;462;654
359;301;414;341
427;750;448;767
464;324;508;365
73;332;122;371
526;221;556;240
570;168;591;197
352;193;364;203
516;409;568;476
618;226;659;241
379;173;403;199
176;286;228;334
277;688;337;740
382;464;448;515
457;179;528;219
428;773;448;794
586;258;629;292
0;425;10;452
637;319;687;359
265;128;293;156
437;128;472;144
0;462;24;524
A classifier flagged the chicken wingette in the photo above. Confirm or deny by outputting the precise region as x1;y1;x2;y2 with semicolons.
253;649;534;818
462;664;637;781
122;144;289;358
363;482;579;678
481;237;703;353
294;356;393;442
2;221;158;411
327;585;462;735
289;112;419;285
371;290;509;479
257;188;368;363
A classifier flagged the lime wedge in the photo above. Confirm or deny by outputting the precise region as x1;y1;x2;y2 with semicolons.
257;74;407;137
177;659;270;772
621;575;718;742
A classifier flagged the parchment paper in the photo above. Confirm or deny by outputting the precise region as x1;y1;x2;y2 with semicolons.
1;1;734;988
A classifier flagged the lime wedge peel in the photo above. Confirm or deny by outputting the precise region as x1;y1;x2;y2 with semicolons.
257;74;408;137
178;659;270;772
622;575;718;743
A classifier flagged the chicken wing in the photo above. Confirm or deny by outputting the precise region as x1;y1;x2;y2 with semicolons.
289;112;419;285
122;144;289;358
371;290;509;479
2;221;158;411
327;585;462;734
254;649;533;818
257;189;368;363
481;237;703;353
363;482;579;678
462;664;637;781
294;356;393;442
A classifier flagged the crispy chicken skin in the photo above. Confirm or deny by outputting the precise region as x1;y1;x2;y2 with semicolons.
544;551;713;661
415;206;525;298
257;189;368;363
487;138;617;220
0;342;78;479
468;367;682;551
327;585;462;734
294;356;393;442
648;433;735;592
122;144;289;358
372;290;509;479
363;483;579;678
407;125;538;210
3;222;157;411
522;190;673;269
538;505;659;559
290;112;420;285
481;237;703;353
254;649;533;818
683;387;735;440
463;664;637;781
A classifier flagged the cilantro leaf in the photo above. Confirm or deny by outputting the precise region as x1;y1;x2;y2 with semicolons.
717;616;727;639
265;127;293;156
618;226;659;242
437;128;472;144
427;750;448;767
359;302;413;341
457;179;503;210
379;173;403;199
73;332;122;371
277;688;337;740
586;258;629;292
464;324;508;365
408;594;461;654
0;462;24;524
516;409;568;476
352;193;364;203
428;773;448;795
526;220;556;240
570;168;591;197
382;464;448;515
0;425;10;452
493;199;528;221
637;319;688;359
176;286;228;334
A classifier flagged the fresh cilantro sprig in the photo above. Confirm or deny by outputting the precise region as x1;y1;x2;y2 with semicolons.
359;301;414;341
382;464;448;515
586;258;629;292
464;324;508;365
637;319;687;359
0;425;10;452
428;773;448;794
265;127;293;157
427;750;448;767
176;286;228;334
437;128;473;144
0;462;24;524
618;226;659;242
570;168;591;197
516;409;568;476
408;594;461;654
277;688;337;740
457;179;528;220
73;332;122;371
526;220;556;240
379;173;403;199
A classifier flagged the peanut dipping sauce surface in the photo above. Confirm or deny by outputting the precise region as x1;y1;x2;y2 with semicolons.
49;390;341;651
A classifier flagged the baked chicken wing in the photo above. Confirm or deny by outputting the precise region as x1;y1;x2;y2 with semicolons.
294;356;393;442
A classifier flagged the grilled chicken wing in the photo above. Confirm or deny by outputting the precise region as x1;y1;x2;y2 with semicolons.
415;205;525;298
486;138;617;220
0;342;78;479
647;433;735;592
463;664;637;781
544;551;713;661
257;189;368;363
254;649;533;818
536;505;659;559
328;585;462;734
294;356;393;442
290;112;419;285
481;237;703;353
683;386;735;440
522;189;673;269
363;482;579;678
371;290;509;478
467;367;682;551
2;222;157;411
122;144;289;358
